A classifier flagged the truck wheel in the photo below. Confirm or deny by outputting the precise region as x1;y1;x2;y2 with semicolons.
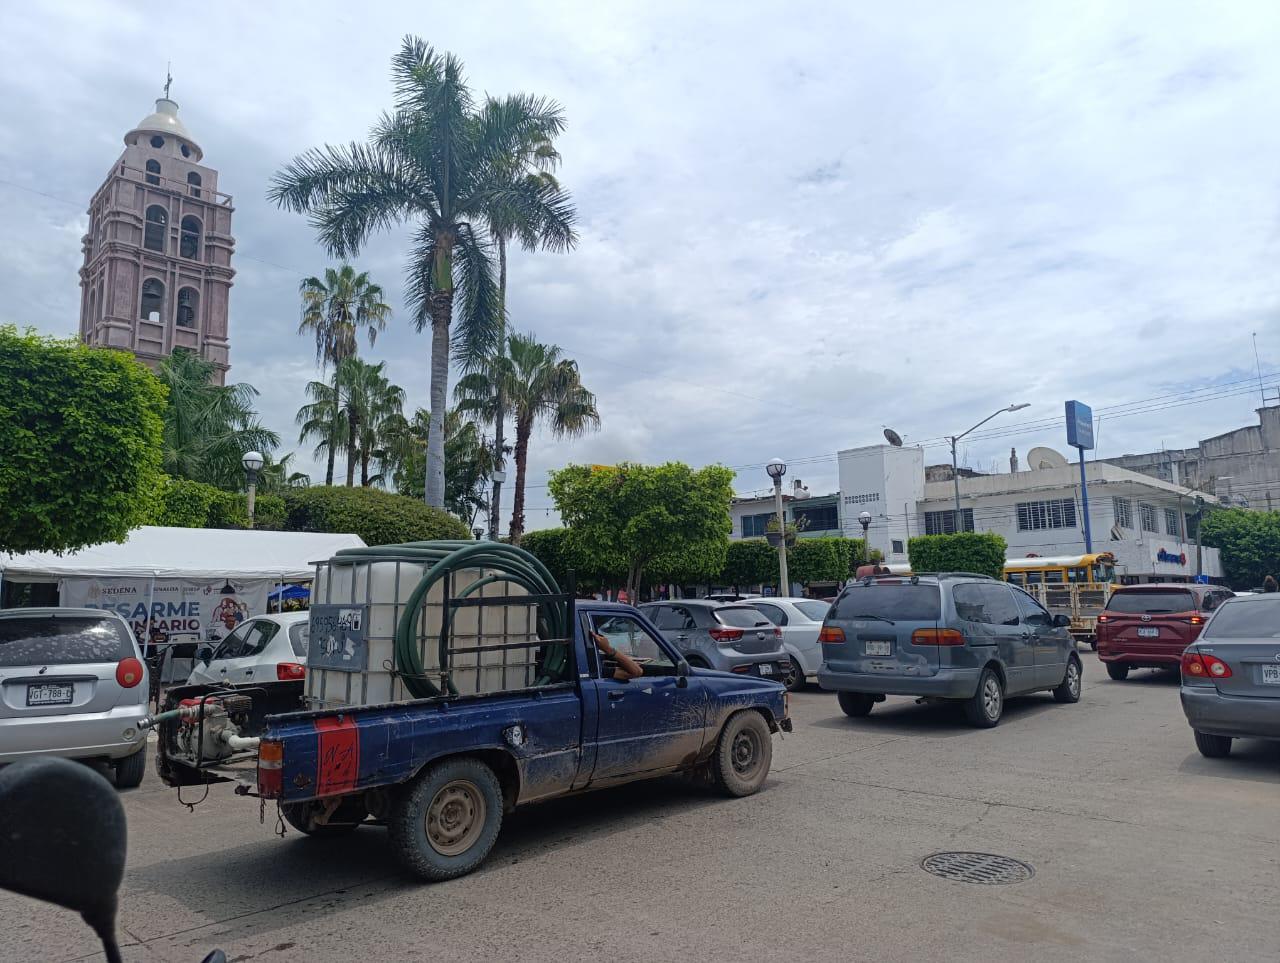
712;711;773;797
1053;656;1082;704
282;800;365;837
388;757;504;881
963;667;1004;728
114;744;147;789
1106;662;1130;682
837;691;875;717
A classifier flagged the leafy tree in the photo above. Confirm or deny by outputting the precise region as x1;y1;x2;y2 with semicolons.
456;332;598;543
518;527;620;591
282;485;471;545
788;537;853;587
296;265;391;484
0;327;165;553
156;349;279;489
550;462;735;600
908;531;1007;579
1201;508;1280;589
720;539;777;589
390;408;494;525
269;37;574;510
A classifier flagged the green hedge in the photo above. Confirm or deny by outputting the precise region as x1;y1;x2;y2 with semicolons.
149;477;284;531
908;531;1007;579
281;486;471;545
719;536;866;588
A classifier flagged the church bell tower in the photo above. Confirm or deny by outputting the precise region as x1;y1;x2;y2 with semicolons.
78;86;234;384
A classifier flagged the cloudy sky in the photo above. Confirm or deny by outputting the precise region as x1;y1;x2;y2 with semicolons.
2;1;1278;529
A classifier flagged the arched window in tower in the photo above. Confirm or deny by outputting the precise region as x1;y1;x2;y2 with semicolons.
179;216;202;259
145;159;161;186
140;279;165;322
143;205;167;252
187;172;201;198
177;287;199;328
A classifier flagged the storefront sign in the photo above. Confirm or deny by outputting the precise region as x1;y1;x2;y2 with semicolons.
1156;548;1188;566
59;577;271;647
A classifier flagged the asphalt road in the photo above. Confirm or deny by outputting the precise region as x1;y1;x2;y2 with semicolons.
3;653;1278;963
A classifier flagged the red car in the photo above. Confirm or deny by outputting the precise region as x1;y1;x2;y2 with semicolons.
1096;583;1236;680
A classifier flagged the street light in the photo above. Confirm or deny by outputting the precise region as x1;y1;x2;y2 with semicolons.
948;404;1030;522
242;450;264;529
766;458;790;594
472;527;484;541
488;468;507;540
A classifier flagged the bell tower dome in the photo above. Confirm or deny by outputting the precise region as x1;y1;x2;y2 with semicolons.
78;88;235;384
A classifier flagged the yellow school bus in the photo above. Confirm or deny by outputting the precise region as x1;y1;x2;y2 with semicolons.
1004;553;1116;645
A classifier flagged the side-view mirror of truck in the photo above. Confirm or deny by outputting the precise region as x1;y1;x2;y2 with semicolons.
676;659;690;688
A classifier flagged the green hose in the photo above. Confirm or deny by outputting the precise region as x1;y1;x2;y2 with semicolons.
327;540;569;700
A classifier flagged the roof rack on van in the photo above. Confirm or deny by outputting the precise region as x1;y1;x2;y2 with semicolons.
895;572;995;581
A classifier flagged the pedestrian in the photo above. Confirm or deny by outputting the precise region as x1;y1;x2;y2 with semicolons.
1264;575;1278;593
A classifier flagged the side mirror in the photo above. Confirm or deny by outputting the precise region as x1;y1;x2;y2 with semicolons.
676;660;690;688
196;643;214;666
1053;614;1072;628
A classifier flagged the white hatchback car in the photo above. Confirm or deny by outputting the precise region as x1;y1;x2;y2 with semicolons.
0;608;149;787
188;612;309;688
743;597;834;691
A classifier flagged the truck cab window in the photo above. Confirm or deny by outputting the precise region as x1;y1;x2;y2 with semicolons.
590;614;676;675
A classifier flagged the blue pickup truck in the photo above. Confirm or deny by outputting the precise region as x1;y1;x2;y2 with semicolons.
156;600;790;882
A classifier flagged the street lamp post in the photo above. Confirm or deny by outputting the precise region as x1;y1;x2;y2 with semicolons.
948;404;1030;522
242;450;264;530
766;458;789;594
488;468;507;540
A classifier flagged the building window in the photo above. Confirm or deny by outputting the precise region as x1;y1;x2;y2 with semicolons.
140;278;165;321
924;508;974;535
150;135;165;149
187;172;202;198
143;205;167;252
180;216;201;259
177;287;199;328
1112;497;1132;529
891;539;905;554
793;504;838;531
742;513;773;538
145;159;161;185
1164;508;1181;538
1139;503;1158;533
181;144;191;158
1016;498;1077;531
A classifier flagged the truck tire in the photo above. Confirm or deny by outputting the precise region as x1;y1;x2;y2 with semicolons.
388;757;504;881
711;711;773;797
282;800;365;837
963;667;1004;728
114;744;147;789
837;692;876;717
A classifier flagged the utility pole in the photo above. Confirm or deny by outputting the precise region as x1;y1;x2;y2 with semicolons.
766;459;789;594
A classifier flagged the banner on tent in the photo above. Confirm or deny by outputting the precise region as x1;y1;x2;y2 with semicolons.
60;577;271;647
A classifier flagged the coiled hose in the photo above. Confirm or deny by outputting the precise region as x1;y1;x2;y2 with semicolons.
327;540;569;699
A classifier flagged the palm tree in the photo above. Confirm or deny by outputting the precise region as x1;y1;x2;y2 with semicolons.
341;359;406;487
269;36;575;510
297;380;345;480
456;332;598;543
296;265;391;484
388;408;495;524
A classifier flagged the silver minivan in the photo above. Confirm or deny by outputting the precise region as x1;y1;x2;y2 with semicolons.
817;574;1082;727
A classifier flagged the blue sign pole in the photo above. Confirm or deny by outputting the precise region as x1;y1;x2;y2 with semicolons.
1065;401;1095;554
1077;447;1092;553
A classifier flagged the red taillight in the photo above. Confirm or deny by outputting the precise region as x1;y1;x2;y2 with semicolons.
731;664;751;674
257;739;284;798
115;657;144;688
1182;651;1232;679
276;662;306;681
1187;615;1204;626
1097;614;1110;624
773;627;782;639
818;626;846;644
709;627;744;643
912;628;965;646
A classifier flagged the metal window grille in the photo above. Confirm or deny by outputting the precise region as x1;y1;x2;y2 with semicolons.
1016;499;1077;531
1163;507;1180;538
1112;497;1132;529
925;508;973;535
1139;503;1158;533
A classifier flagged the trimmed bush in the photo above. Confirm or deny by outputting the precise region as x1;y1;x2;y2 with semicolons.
789;537;851;586
520;527;623;590
281;486;471;545
908;531;1007;579
721;539;777;588
149;477;285;531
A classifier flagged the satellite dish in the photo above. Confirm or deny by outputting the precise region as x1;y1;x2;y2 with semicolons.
883;428;903;447
1027;446;1069;470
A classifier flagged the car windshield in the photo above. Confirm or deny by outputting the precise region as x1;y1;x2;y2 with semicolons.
833;584;941;622
1202;600;1280;639
0;616;134;667
715;606;772;627
1106;590;1197;614
794;600;832;621
288;622;309;657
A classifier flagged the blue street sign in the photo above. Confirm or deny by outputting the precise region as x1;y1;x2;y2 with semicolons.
1065;400;1094;451
1194;574;1211;584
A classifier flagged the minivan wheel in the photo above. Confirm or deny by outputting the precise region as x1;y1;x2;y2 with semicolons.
964;668;1003;728
1193;730;1232;759
837;691;876;717
782;658;806;692
1053;657;1082;704
1105;662;1130;682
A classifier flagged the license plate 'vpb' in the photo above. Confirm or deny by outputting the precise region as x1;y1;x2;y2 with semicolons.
1262;665;1280;685
27;683;74;706
865;641;892;656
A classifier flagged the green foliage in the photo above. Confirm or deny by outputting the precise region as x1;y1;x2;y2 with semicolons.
550;462;734;597
519;527;621;589
391;408;494;524
789;537;856;586
719;536;865;588
252;494;287;531
281;485;471;545
721;539;777;587
149;477;284;531
908;531;1008;579
1200;508;1280;589
0;327;166;554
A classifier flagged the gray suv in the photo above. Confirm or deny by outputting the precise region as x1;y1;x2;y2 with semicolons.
640;600;789;681
817;574;1082;727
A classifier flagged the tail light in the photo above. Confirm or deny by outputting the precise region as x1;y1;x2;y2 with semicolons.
709;627;744;643
1096;614;1110;624
115;657;144;688
1181;651;1232;679
730;664;751;674
276;662;306;681
258;739;284;798
773;627;782;639
912;628;965;646
818;626;846;644
1185;615;1204;626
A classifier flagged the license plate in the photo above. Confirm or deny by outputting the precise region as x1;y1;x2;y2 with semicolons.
1137;627;1159;638
757;663;774;676
1262;665;1280;685
865;641;892;656
27;683;74;706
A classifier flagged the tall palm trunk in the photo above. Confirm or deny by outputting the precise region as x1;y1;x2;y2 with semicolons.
488;234;508;539
361;448;370;487
424;287;453;509
324;370;339;485
345;407;358;486
508;414;533;544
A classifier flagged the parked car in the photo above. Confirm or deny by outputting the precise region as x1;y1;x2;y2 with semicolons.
1096;583;1234;681
1179;593;1280;758
187;612;309;688
0;608;149;787
744;597;833;691
639;600;789;679
817;574;1081;727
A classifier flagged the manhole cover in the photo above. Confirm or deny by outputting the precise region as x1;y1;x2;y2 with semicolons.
921;851;1034;885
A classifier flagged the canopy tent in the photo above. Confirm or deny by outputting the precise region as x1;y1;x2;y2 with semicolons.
269;584;311;602
0;527;365;582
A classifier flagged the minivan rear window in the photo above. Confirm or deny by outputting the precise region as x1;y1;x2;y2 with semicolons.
833;584;941;622
715;606;772;628
0;616;135;667
1105;589;1197;614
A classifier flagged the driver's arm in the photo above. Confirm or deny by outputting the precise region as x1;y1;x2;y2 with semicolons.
591;631;643;680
